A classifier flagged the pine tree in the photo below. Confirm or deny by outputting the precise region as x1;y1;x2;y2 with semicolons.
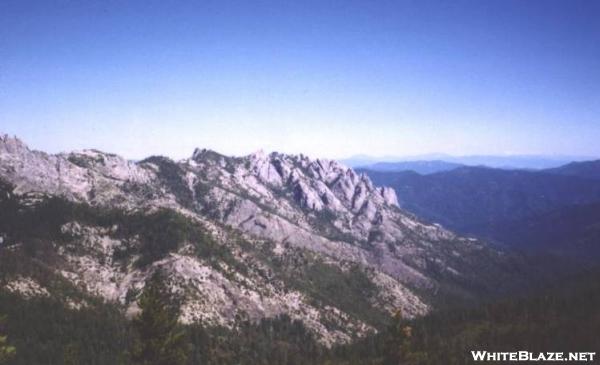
383;309;427;365
0;315;16;364
130;271;189;365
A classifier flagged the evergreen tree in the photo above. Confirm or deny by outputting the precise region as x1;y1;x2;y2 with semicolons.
130;271;189;365
0;315;15;364
383;309;427;365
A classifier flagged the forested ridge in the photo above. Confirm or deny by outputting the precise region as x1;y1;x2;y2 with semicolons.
1;269;599;365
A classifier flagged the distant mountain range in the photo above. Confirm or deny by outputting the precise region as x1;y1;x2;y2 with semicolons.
343;154;597;171
355;160;464;175
359;161;600;260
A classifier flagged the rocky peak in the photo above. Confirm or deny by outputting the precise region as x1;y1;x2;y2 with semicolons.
191;148;227;164
231;150;400;212
378;186;398;207
0;134;30;154
248;149;268;160
191;148;207;161
65;149;149;183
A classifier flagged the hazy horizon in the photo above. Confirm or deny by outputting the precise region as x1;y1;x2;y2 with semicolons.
2;0;599;160
3;132;599;168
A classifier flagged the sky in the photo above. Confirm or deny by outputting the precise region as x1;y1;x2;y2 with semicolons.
1;0;599;160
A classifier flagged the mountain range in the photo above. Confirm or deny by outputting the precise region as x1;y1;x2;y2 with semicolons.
359;162;600;260
355;160;464;175
0;134;532;346
344;154;596;171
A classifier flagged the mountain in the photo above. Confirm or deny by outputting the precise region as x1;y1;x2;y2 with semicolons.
543;160;600;180
483;202;600;259
359;166;600;257
435;154;591;169
339;154;455;168
357;160;463;174
0;134;526;346
343;154;596;170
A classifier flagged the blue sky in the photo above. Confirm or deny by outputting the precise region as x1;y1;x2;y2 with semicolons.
1;0;599;159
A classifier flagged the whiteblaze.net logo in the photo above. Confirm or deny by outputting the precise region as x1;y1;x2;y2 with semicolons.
471;351;596;362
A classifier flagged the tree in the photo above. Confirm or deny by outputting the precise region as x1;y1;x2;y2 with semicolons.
0;315;16;364
383;309;427;365
130;271;189;365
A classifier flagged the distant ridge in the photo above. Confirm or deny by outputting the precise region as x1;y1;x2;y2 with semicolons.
361;165;600;259
341;154;598;170
357;160;463;174
543;160;600;180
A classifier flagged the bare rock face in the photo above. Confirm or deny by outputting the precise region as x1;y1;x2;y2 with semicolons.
0;134;516;345
0;135;186;212
0;135;91;200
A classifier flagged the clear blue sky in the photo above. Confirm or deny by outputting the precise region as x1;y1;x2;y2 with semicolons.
1;0;599;159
